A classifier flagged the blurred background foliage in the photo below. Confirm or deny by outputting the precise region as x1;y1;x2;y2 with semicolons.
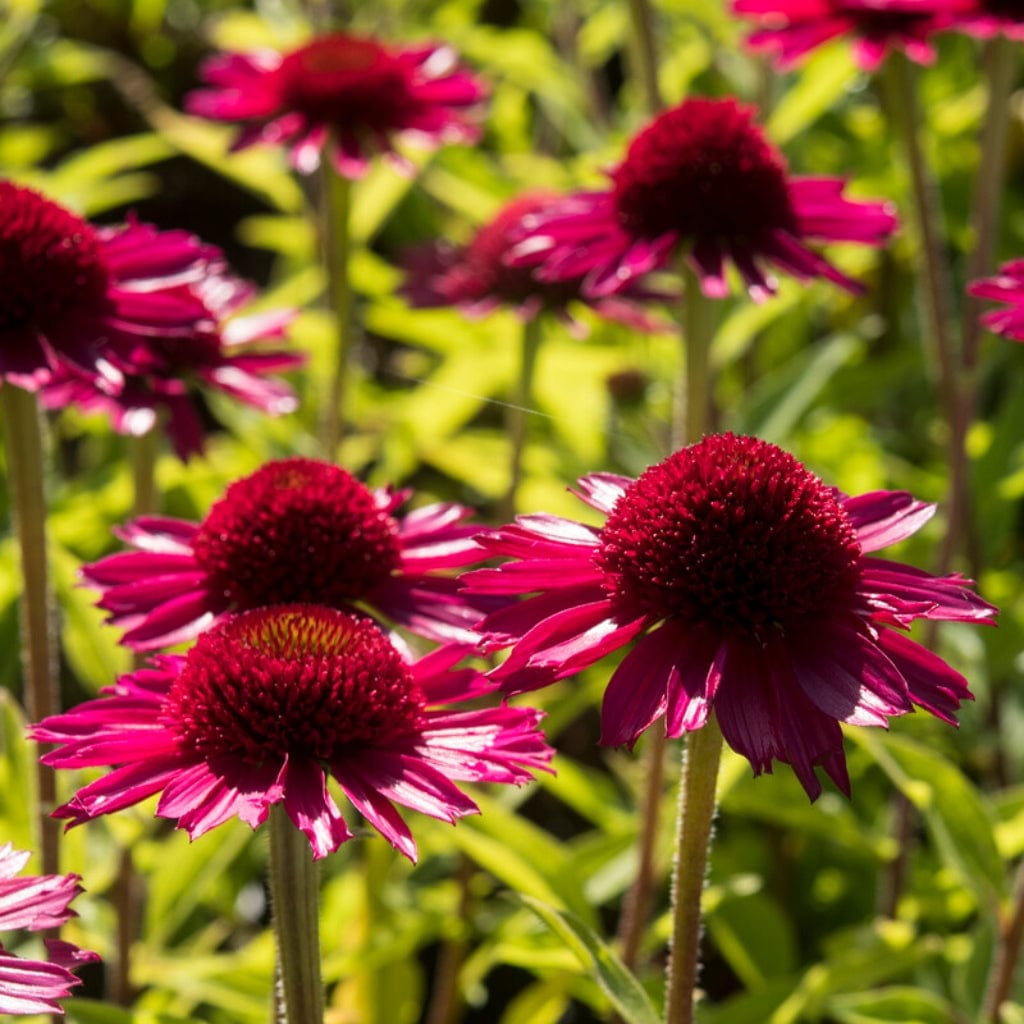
3;0;1024;1022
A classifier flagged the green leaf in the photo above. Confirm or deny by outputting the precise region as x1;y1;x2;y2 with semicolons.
851;731;1005;906
827;985;958;1024
518;894;661;1024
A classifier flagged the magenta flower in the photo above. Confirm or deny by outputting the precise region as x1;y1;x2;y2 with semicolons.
952;0;1024;39
733;0;973;70
0;180;217;391
83;457;493;650
511;98;897;302
34;605;552;861
40;272;303;459
401;192;671;333
467;433;996;799
0;843;97;1015
185;32;485;177
968;259;1024;340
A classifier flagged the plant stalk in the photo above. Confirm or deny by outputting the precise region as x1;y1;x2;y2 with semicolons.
501;316;544;520
268;806;324;1024
984;858;1024;1024
627;0;663;114
1;384;59;877
319;166;354;460
664;716;724;1024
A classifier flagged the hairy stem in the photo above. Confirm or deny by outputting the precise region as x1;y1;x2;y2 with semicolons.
1;384;59;877
664;717;724;1024
268;807;324;1024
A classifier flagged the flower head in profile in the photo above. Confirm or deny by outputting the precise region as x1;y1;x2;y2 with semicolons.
467;433;996;799
34;606;552;861
512;98;897;302
0;843;98;1015
401;192;671;333
953;0;1024;39
186;32;486;177
733;0;973;69
968;259;1024;339
0;180;217;391
83;457;492;650
40;272;303;460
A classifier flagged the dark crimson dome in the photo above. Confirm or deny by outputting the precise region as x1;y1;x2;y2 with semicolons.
611;98;798;242
0;182;110;340
275;34;412;129
596;433;862;636
191;459;402;610
166;606;424;762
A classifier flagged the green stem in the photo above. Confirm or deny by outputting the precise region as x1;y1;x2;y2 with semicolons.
984;858;1024;1023
501;316;544;520
130;427;160;519
268;806;324;1024
1;384;59;877
882;54;963;564
319;167;353;460
627;0;663;114
664;717;724;1024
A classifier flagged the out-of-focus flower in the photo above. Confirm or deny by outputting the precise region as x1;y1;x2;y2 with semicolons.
0;843;98;1016
953;0;1024;39
83;457;493;650
511;98;896;303
0;181;216;391
732;0;974;70
41;273;303;460
401;193;672;334
467;433;996;799
185;32;486;177
34;606;552;861
969;259;1024;340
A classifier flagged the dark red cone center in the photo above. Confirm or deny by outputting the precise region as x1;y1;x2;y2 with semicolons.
611;98;798;242
192;458;403;612
166;605;423;762
276;34;412;129
595;434;862;637
0;182;110;338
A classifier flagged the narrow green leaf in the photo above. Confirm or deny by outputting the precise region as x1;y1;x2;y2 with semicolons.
518;894;661;1024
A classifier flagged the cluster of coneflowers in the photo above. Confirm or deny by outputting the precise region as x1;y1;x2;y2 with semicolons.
1;2;1023;1020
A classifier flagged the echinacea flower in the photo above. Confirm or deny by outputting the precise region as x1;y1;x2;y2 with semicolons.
968;259;1024;339
511;97;897;302
467;433;996;799
83;457;493;650
0;180;217;391
401;192;671;333
33;605;552;861
40;272;303;459
185;32;486;177
0;842;97;1015
733;0;974;70
952;0;1024;39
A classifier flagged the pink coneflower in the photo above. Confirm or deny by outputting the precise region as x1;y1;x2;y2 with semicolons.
0;842;97;1015
33;605;552;861
40;272;303;459
83;457;493;650
401;193;671;333
0;181;217;391
185;32;486;177
953;0;1024;38
467;433;996;799
733;0;974;70
968;259;1024;339
511;98;897;302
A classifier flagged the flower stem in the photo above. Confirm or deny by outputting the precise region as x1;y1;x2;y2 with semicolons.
664;716;724;1024
984;858;1024;1023
501;316;544;520
268;805;324;1024
319;166;353;460
0;384;59;877
627;0;663;114
882;53;963;565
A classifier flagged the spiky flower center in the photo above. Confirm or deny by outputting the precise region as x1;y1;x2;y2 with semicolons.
0;182;109;336
192;458;403;611
595;434;862;637
611;98;798;242
275;34;411;128
166;605;423;761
